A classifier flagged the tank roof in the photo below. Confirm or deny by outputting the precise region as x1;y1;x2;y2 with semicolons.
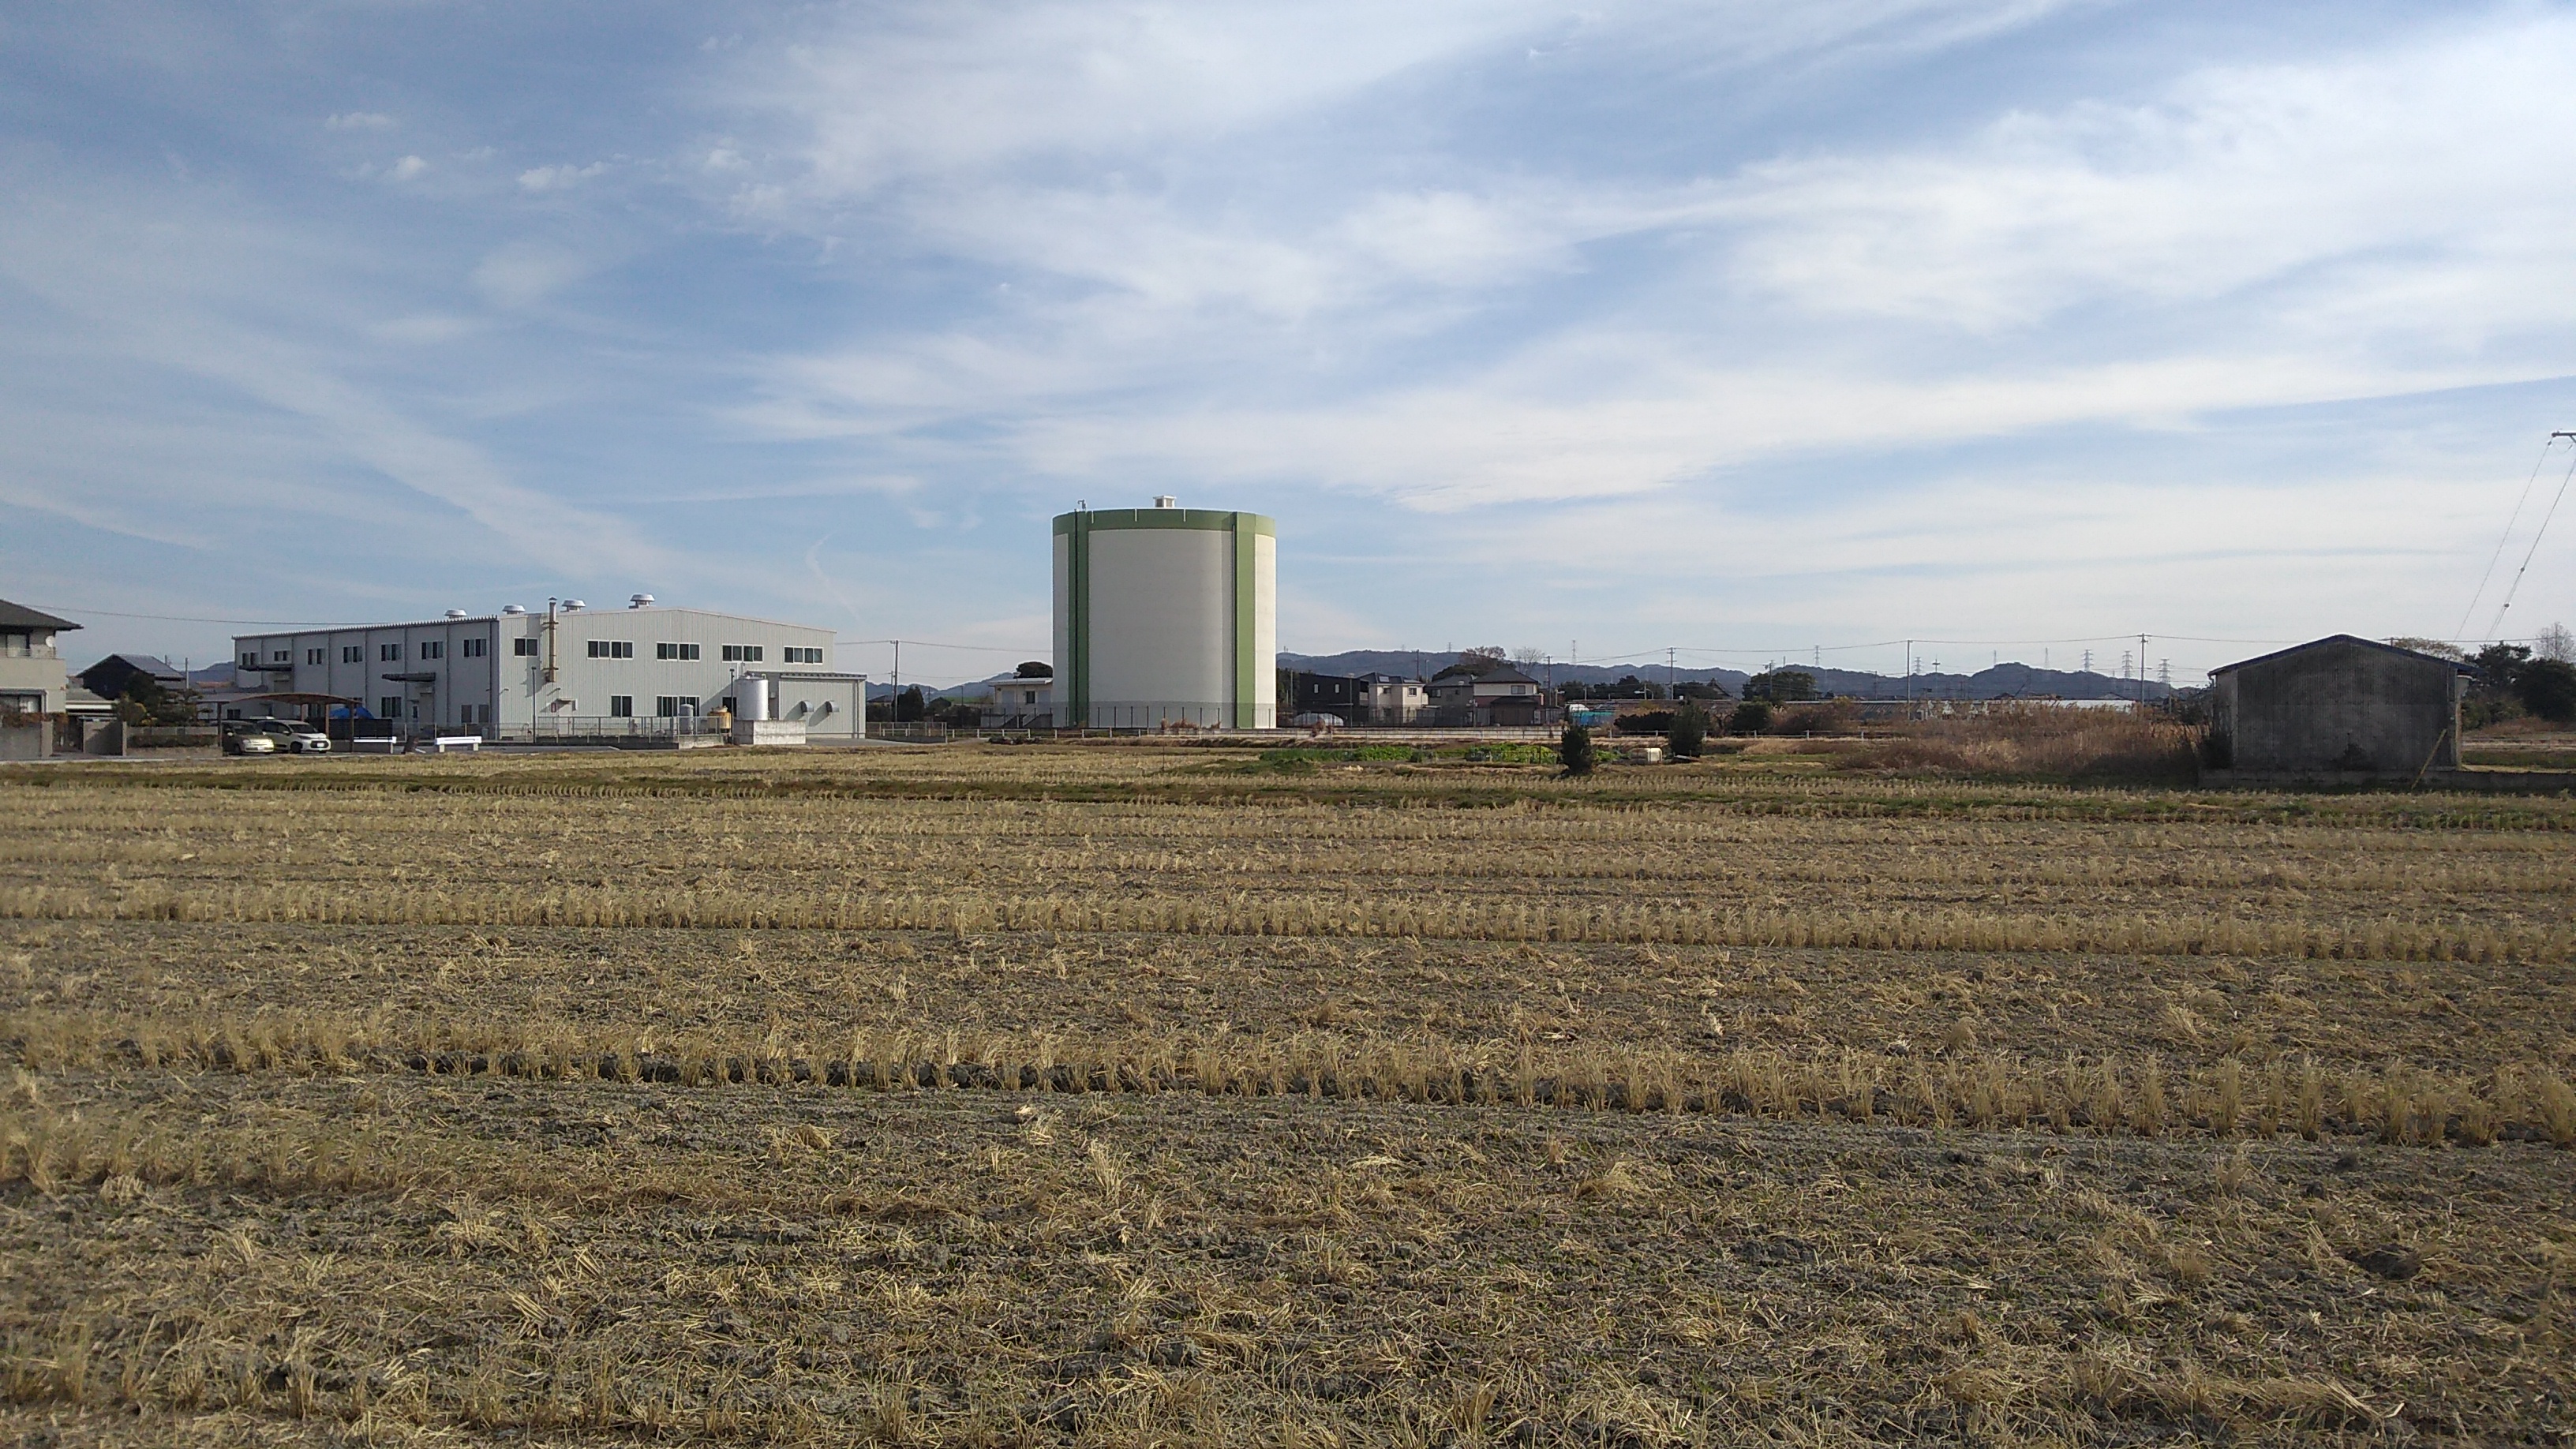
1054;508;1273;536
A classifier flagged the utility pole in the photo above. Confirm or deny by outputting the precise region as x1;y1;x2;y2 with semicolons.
892;640;900;695
1668;646;1677;699
2139;632;2149;713
1904;640;1912;702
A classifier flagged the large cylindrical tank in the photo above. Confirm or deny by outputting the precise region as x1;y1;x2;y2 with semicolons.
1052;501;1276;728
735;676;770;722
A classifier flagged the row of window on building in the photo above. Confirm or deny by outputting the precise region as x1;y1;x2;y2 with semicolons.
373;699;496;723
598;695;703;717
249;639;506;668
245;638;822;668
578;642;824;663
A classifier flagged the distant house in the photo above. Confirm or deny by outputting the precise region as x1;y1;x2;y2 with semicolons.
76;653;185;704
0;599;79;715
1427;657;1552;727
1283;668;1430;724
2207;635;2468;779
1285;669;1363;721
1358;672;1425;724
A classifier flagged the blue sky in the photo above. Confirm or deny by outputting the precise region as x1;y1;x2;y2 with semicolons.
4;1;2574;686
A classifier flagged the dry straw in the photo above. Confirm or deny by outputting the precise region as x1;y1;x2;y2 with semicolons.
4;882;2566;964
9;1008;2570;1152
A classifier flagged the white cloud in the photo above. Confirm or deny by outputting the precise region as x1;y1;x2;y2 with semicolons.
741;1;1549;201
518;161;606;193
387;154;428;182
371;313;485;344
1721;14;2576;337
728;0;2089;210
468;241;588;308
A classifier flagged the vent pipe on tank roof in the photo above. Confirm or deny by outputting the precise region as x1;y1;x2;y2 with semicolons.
1153;495;1178;509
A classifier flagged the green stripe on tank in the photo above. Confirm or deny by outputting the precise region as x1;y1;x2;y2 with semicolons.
1233;518;1257;728
1065;516;1089;723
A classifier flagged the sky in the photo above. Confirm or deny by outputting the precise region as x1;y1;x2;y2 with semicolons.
3;0;2574;687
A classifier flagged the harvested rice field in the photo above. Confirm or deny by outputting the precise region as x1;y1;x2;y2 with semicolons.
3;745;2574;1446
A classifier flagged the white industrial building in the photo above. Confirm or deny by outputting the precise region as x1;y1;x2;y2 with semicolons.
227;597;867;741
1052;498;1276;729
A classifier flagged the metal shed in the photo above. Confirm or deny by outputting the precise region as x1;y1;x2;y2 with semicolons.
2207;635;2468;781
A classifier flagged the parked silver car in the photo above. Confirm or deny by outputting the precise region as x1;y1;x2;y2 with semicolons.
251;719;331;754
219;724;277;755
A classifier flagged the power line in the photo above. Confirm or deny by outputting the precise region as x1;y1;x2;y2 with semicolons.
2484;436;2576;642
842;638;1042;653
2458;433;2569;639
17;604;378;627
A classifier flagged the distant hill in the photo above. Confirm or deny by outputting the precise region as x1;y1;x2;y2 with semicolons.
886;651;2183;702
1279;650;2177;702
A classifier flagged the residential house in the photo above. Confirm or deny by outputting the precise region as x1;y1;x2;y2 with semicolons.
0;599;78;715
77;653;185;704
1359;672;1426;724
1426;657;1553;727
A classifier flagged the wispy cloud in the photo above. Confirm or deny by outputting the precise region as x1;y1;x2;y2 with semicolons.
519;161;607;193
0;163;665;580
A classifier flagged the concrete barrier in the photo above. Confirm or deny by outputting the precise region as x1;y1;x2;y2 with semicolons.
731;718;807;747
0;722;47;761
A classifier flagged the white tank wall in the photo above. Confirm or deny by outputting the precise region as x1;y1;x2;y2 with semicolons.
1086;527;1234;713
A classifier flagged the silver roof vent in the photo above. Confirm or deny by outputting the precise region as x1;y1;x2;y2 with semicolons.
444;608;470;619
563;599;586;611
501;604;527;616
630;593;655;609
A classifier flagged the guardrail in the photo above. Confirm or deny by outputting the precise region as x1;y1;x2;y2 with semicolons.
507;716;726;742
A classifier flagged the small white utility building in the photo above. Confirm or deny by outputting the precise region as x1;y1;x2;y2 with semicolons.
1052;497;1276;728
